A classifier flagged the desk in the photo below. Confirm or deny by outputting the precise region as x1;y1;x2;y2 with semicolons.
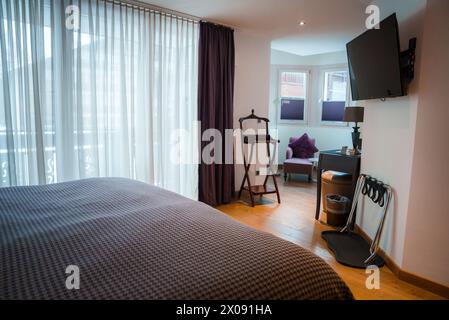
308;157;319;182
315;150;361;220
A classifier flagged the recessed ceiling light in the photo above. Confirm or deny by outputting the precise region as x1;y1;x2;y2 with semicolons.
299;21;306;26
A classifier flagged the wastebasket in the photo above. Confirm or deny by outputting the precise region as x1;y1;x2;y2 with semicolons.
326;194;350;227
321;171;353;214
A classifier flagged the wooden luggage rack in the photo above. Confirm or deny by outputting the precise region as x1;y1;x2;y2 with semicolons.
238;109;281;207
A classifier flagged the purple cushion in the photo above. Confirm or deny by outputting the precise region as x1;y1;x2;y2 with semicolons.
288;133;318;159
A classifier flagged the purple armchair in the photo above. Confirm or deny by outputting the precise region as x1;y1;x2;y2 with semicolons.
284;136;318;182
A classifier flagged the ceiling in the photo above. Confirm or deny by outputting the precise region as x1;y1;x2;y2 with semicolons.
141;0;427;56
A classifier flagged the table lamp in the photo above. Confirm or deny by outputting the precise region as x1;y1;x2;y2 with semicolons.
343;106;364;154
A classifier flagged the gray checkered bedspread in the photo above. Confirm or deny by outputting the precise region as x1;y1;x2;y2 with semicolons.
0;178;353;300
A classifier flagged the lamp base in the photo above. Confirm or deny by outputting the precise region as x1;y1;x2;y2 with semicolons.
351;127;361;154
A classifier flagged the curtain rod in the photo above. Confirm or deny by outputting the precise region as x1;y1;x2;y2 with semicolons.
115;0;237;30
105;0;201;23
200;20;237;31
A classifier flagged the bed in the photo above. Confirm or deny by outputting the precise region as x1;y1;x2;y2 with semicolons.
0;178;353;300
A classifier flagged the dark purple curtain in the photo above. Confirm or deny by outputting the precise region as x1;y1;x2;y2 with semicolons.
198;22;235;206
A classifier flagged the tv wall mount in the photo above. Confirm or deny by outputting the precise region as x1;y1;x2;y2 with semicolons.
400;37;417;86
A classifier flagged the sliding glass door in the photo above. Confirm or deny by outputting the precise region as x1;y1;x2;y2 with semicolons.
0;0;199;199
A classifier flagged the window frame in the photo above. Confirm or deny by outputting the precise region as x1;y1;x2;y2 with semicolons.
277;68;310;125
318;66;351;127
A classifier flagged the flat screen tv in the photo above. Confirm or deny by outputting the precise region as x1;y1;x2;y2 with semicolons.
347;13;404;101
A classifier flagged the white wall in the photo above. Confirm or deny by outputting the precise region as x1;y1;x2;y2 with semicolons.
402;0;449;286
234;31;271;189
355;3;426;267
269;50;353;163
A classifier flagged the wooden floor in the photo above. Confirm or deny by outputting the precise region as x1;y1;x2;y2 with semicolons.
217;178;444;300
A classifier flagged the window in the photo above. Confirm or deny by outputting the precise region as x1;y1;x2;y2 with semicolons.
0;0;199;199
279;71;308;122
321;70;349;122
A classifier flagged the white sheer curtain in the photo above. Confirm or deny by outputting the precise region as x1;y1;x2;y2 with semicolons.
0;0;199;199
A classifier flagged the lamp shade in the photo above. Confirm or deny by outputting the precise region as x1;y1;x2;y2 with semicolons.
343;106;364;123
